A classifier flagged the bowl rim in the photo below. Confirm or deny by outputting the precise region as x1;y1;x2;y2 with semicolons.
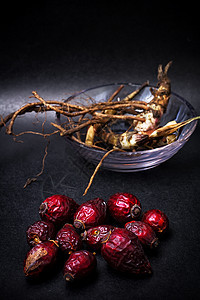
63;82;198;157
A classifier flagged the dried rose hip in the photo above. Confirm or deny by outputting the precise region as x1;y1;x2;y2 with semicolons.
56;223;83;255
63;250;97;281
101;228;152;274
125;221;159;248
82;225;115;250
142;209;169;234
107;192;142;223
23;240;58;278
74;198;107;230
26;220;56;247
39;194;79;227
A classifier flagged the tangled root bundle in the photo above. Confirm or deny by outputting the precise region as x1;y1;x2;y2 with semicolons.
1;63;199;195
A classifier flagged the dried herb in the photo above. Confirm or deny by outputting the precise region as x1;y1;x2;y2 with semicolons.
1;62;199;194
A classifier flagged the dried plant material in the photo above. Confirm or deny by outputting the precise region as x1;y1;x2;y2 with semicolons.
122;81;149;101
23;140;50;188
85;84;125;145
85;125;97;146
83;148;125;196
0;62;199;194
107;84;125;103
150;117;200;137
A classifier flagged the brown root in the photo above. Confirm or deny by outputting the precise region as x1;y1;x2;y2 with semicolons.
23;140;50;188
1;63;198;194
83;148;125;196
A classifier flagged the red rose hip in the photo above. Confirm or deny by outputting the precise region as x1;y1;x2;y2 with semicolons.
125;221;159;248
101;228;152;274
82;225;115;250
142;209;169;234
107;193;141;223
63;250;97;281
56;223;83;255
39;195;79;227
26;220;56;247
23;240;59;278
74;198;107;230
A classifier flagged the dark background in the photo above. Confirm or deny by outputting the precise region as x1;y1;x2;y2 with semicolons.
0;1;200;299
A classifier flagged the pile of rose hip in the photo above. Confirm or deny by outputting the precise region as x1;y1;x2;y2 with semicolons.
23;193;169;281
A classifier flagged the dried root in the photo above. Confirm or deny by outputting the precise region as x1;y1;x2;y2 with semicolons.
1;62;199;194
83;148;125;196
23;140;50;188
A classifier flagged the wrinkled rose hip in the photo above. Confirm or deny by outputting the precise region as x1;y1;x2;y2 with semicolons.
39;195;79;227
26;220;56;247
107;193;142;223
125;221;159;248
23;241;58;278
74;198;107;230
142;209;169;234
101;228;152;274
63;250;97;281
82;225;115;250
56;223;83;255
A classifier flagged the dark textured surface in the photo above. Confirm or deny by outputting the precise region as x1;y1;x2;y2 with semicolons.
0;1;200;299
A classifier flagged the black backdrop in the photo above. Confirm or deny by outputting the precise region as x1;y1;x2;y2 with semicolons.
1;1;200;299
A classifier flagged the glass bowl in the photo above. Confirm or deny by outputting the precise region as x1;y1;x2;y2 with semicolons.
62;83;198;172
